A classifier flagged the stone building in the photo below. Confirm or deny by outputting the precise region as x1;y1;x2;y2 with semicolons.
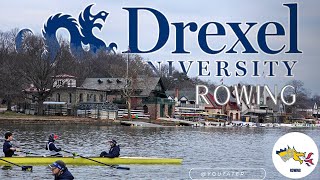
80;77;174;119
24;74;174;119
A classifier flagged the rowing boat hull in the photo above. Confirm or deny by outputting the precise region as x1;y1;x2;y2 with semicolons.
0;157;182;165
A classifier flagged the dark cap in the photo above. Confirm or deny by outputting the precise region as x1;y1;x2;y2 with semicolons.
49;160;66;170
49;133;59;141
108;139;117;144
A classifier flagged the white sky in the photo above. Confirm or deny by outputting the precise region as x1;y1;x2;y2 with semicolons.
1;0;319;94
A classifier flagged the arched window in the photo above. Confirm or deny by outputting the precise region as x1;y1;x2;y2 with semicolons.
143;105;148;113
100;94;103;102
87;94;90;102
69;93;72;103
94;95;97;102
230;113;233;120
79;93;83;102
236;113;239;120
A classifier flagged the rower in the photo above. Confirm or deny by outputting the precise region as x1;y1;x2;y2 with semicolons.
49;160;74;180
45;133;62;157
100;139;120;158
3;132;20;157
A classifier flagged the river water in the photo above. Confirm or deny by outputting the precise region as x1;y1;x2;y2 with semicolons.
0;124;319;180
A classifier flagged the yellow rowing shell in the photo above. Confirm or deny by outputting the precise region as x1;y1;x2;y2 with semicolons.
0;156;182;165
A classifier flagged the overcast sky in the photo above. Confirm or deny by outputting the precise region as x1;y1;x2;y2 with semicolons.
1;0;319;94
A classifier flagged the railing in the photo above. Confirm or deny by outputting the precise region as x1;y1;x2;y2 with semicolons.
118;109;150;120
142;97;175;104
243;108;273;115
178;104;204;108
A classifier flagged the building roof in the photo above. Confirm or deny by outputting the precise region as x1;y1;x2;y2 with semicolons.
166;89;225;108
166;89;197;101
53;74;76;78
24;84;50;93
81;77;164;97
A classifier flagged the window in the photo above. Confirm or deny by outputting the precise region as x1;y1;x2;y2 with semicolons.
57;80;63;85
56;93;61;102
230;113;233;120
79;93;83;102
143;105;148;113
69;93;72;103
87;94;90;102
100;94;103;102
94;95;97;102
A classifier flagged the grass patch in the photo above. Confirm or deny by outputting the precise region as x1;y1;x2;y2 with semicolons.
0;111;29;117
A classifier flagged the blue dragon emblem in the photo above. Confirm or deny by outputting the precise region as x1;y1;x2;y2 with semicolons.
15;4;117;63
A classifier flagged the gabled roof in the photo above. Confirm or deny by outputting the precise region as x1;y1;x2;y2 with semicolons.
228;101;240;110
81;77;164;97
205;92;222;109
166;89;196;101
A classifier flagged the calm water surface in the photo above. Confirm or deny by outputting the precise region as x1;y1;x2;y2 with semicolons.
0;123;319;180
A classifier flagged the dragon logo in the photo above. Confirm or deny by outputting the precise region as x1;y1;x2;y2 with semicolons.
272;132;318;179
15;4;117;63
276;146;314;166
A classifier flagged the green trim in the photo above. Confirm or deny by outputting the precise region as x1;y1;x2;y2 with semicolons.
142;97;175;105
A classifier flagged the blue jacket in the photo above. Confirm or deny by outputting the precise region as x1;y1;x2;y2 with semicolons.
100;145;120;158
54;168;74;180
3;140;15;157
46;141;61;152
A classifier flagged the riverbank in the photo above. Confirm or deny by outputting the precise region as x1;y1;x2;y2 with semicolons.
0;111;117;125
2;111;317;128
0;111;177;126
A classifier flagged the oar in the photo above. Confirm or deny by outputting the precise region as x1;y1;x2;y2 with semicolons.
0;158;33;171
62;150;130;170
22;151;45;156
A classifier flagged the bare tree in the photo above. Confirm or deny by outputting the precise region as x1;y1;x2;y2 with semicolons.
17;35;69;115
285;80;312;115
0;29;26;111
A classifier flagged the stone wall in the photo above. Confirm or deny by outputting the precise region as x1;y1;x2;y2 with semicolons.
147;104;160;120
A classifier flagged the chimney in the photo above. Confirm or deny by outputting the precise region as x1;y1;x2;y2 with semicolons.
175;88;179;99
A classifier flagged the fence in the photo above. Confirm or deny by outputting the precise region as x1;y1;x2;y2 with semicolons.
118;109;150;120
76;102;118;120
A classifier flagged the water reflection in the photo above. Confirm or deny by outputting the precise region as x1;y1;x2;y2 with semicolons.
0;124;319;179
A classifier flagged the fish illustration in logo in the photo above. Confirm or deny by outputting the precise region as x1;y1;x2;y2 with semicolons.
276;146;314;166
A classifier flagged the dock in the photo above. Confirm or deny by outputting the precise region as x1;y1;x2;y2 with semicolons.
158;118;200;126
120;121;164;127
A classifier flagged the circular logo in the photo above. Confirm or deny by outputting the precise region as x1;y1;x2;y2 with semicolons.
272;132;318;179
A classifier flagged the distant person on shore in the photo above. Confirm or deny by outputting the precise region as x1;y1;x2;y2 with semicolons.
49;160;74;180
3;132;20;157
100;139;120;158
46;133;62;157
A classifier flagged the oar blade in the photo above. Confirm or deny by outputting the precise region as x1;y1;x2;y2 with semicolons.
1;166;13;170
114;166;130;170
22;166;33;171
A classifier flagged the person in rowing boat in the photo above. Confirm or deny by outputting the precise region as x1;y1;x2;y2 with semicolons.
46;133;62;157
100;139;120;158
49;160;74;180
3;132;20;157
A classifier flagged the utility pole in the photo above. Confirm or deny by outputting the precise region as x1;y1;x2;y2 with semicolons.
125;47;132;121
